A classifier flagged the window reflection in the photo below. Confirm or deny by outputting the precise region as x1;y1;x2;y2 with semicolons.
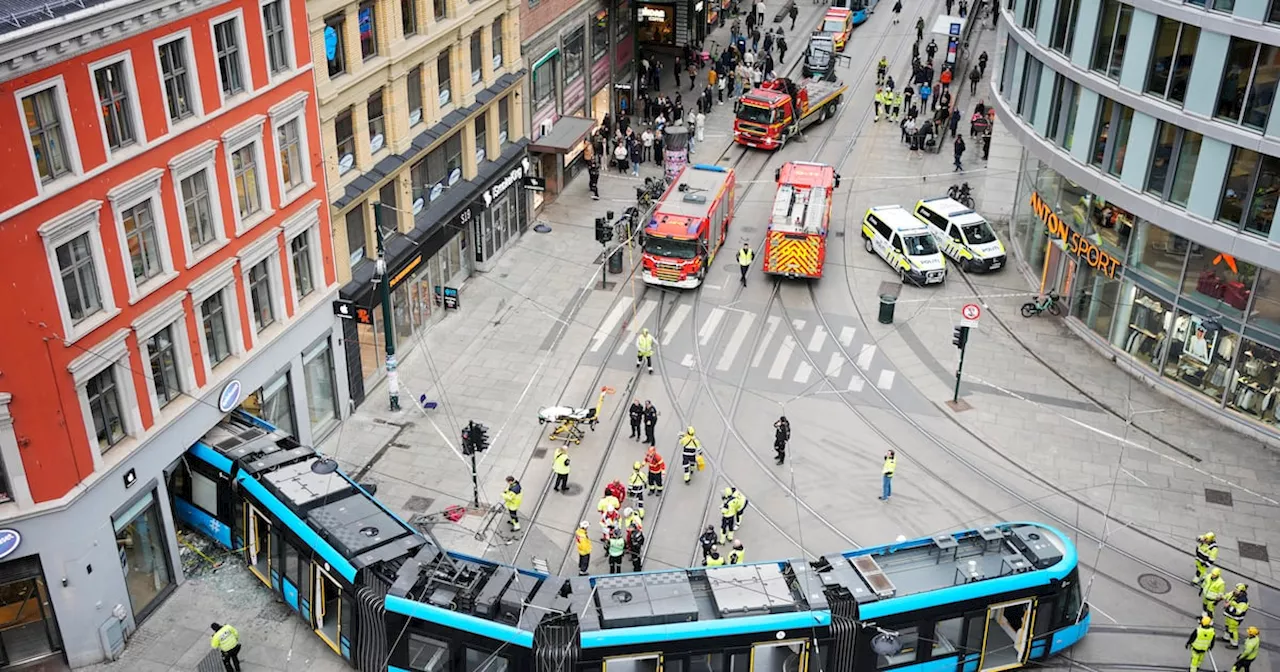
1250;270;1280;335
1246;156;1280;237
1217;38;1259;124
1108;106;1133;176
1164;309;1235;401
1170;131;1201;207
1183;244;1256;318
1226;339;1280;422
1219;148;1260;229
1091;99;1113;168
1146;122;1176;195
1146;19;1198;104
1244;45;1280;130
1217;40;1280;130
1127;220;1186;288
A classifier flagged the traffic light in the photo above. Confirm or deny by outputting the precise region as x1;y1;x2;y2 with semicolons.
594;217;613;244
460;424;475;455
471;422;490;453
952;326;970;350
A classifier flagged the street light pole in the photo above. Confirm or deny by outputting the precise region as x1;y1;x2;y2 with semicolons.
373;202;400;411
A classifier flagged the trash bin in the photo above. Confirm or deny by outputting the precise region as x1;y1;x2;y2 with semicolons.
608;247;624;274
878;294;897;324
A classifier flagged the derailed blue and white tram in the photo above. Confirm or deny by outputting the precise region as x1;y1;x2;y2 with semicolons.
174;414;1089;672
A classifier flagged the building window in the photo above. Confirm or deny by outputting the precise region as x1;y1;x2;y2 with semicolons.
471;30;483;84
93;61;137;151
181;170;217;250
445;133;463;185
1269;0;1280;23
1016;55;1042;119
290;233;315;299
1087;99;1134;175
123;201;163;282
475;111;488;163
592;11;608;60
533;58;555;106
1108;106;1133;176
202;292;232;365
232;144;262;219
358;1;377;60
335;107;355;174
1090;0;1132;80
1145;18;1198;105
433;0;446;20
346;206;367;264
438;50;452;107
1047;0;1078;53
262;0;291;74
86;368;126;450
1021;0;1039;29
402;0;417;36
492;20;504;69
1219;148;1280;237
213;17;246;97
615;3;628;39
368;89;386;150
564;27;584;84
57;233;104;322
379;181;397;217
277;118;304;191
407;66;423;125
22;87;72;183
498;95;510;146
1216;39;1280;131
147;326;181;408
1000;35;1017;94
158;37;196;122
248;259;275;331
325;15;346;78
302;338;338;429
1045;74;1079;150
1145;122;1202;207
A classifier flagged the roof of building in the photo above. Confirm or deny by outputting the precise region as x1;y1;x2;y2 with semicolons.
0;0;113;36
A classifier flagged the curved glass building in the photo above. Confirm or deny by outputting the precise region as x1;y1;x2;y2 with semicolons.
994;0;1280;440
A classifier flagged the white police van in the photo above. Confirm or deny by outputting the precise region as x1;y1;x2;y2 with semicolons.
861;205;947;285
913;197;1007;272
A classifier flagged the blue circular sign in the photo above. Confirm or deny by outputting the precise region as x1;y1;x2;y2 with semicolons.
0;530;21;561
219;380;243;413
324;26;338;61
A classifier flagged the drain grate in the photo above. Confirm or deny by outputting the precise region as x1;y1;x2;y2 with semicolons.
1204;488;1234;507
532;447;548;459
1239;541;1270;562
1137;573;1172;594
403;495;435;513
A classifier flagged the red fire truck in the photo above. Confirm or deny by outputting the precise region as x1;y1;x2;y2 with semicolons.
641;164;737;288
762;162;840;279
734;77;846;150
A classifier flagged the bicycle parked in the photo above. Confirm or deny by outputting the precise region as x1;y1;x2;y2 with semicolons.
949;182;975;208
1021;291;1061;317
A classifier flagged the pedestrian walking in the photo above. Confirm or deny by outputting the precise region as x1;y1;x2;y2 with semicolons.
1202;567;1227;617
788;3;798;28
773;415;790;464
718;68;726;102
696;111;706;141
892;0;902;22
699;525;718;559
879;450;896;500
737;244;754;285
626;399;645;441
948;108;960;139
728;539;746;564
575;522;592;575
643;401;658;445
926;38;938;62
953;134;966;171
1188;616;1216;672
1194;532;1219;584
587;159;600;200
959;0;968;17
939;66;953;95
552;447;571;492
629;140;641;176
904;84;914;112
628;461;647;515
915;16;924;42
978;51;989;77
876;56;888;86
755;0;765;25
945;0;953;14
1233;627;1260;672
719;490;737;543
675;56;683;88
777;35;788;64
982;128;991;160
210;623;242;672
1223;583;1249;647
636;327;655;373
626;522;645;572
679;426;703;483
607;527;626;573
502;476;523;531
919;82;932;111
969;64;981;95
644;446;666;495
893;89;904;121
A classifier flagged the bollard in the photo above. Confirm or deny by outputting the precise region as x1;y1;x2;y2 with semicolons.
878;294;897;324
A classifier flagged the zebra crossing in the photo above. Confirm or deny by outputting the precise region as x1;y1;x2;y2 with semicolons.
587;296;901;394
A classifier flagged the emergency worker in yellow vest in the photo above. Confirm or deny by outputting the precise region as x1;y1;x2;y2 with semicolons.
1232;627;1260;672
1201;567;1227;617
738;245;754;286
628;462;647;515
728;539;745;564
501;476;523;531
1187;616;1216;672
636;328;655;373
552;447;571;493
210;622;242;672
1223;584;1249;647
679;427;703;483
879;450;896;500
705;545;726;567
1195;532;1219;584
719;489;737;544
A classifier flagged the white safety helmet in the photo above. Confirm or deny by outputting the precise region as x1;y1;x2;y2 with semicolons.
580;521;589;529
623;507;634;517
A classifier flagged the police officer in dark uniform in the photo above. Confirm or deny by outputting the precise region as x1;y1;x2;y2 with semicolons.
773;415;790;465
588;157;601;200
628;399;644;441
643;401;659;445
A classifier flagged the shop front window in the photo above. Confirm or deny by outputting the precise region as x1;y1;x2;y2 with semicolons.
1112;282;1174;370
358;306;384;387
1127;220;1186;288
113;491;174;619
533;58;555;106
0;562;62;663
1082;197;1134;257
242;371;296;437
303;338;337;432
592;12;609;61
1183;244;1257;318
1075;265;1120;339
1163;309;1236;402
564;27;584;84
1226;338;1280;422
636;4;676;45
1248;270;1280;337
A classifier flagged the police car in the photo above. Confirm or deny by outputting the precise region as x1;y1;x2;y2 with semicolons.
862;205;947;285
913;197;1007;272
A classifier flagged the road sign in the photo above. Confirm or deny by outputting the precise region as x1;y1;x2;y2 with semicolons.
961;303;982;326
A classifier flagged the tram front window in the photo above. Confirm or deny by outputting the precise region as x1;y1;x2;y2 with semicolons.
644;235;698;260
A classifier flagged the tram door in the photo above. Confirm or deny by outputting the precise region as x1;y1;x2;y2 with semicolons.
245;505;272;586
313;565;343;653
604;653;662;671
978;599;1034;672
751;639;808;671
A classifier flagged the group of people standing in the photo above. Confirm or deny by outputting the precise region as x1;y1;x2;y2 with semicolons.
1187;531;1261;672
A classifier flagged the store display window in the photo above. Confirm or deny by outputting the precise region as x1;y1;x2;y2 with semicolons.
1226;339;1280;422
1113;283;1174;370
1080;196;1133;257
1182;244;1256;318
1127;220;1186;289
636;4;675;44
1247;270;1280;336
1162;310;1236;401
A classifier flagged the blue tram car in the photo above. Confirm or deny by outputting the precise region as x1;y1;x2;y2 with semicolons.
172;414;1089;672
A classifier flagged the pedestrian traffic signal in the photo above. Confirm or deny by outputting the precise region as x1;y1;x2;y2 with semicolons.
460;424;475;455
952;326;970;349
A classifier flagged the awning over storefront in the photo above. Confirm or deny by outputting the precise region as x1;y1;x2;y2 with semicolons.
529;116;596;153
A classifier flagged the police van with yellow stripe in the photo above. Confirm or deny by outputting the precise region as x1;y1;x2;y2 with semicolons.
913;197;1007;273
862;205;947;285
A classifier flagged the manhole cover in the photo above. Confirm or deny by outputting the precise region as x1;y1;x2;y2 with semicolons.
403;495;434;513
1137;573;1172;594
1205;488;1234;507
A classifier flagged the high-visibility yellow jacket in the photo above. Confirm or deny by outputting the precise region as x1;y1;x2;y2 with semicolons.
553;451;570;475
882;457;897;476
575;530;592;556
502;482;523;511
211;625;239;652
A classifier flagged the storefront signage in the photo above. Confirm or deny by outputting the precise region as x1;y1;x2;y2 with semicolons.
442;286;460;309
391;253;424;289
482;158;532;207
218;380;243;412
522;176;547;192
694;1;703;10
0;530;21;561
333;298;357;320
123;468;137;489
1030;191;1122;279
638;6;668;21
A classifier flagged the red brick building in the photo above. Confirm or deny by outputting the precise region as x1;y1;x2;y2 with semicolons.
0;0;349;665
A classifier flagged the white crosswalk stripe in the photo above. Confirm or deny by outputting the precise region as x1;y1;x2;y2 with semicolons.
792;319;806;331
847;374;865;392
839;327;856;347
769;336;796;380
717;312;756;371
807;325;828;352
591;297;634;352
826;353;844;378
681;353;696;368
857;344;876;370
699;308;725;345
794;361;813;384
752;316;782;367
877;370;896;390
616;299;658;356
662;305;690;345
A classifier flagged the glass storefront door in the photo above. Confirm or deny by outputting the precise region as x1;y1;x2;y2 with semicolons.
112;491;174;621
0;556;63;668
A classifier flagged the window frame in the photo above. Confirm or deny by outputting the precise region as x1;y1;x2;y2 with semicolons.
533;57;556;106
335;106;356;176
107;169;177;302
498;94;510;146
438;48;453;108
1090;0;1133;81
1215;39;1279;131
402;0;419;36
283;205;324;306
1021;0;1039;30
269;92;313;207
492;20;504;70
563;26;585;85
474;109;488;164
470;30;484;85
1047;0;1078;53
238;235;287;343
189;260;243;374
1144;18;1197;106
67;330;140;460
210;10;253;104
324;13;347;79
132;293;195;417
88;52;146;159
407;66;424;126
261;0;296;77
1145;121;1201;207
358;0;378;61
170;141;228;268
40;202;117;343
368;88;387;153
1217;146;1277;235
154;30;205;132
222;117;273;234
15;76;82;192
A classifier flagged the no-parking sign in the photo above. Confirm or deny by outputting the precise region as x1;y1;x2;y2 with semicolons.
961;303;982;327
